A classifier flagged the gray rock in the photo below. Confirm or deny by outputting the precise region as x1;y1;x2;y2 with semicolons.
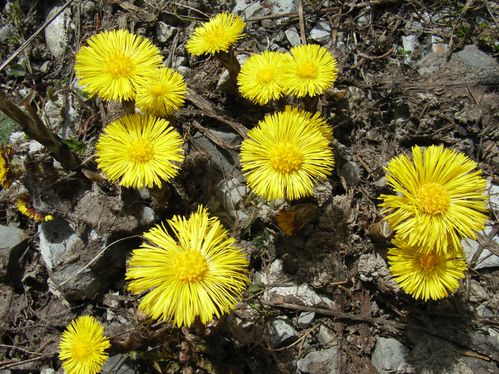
0;225;28;278
358;253;399;292
156;21;176;43
81;1;95;14
297;311;315;328
487;181;498;215
371;337;409;373
338;160;361;186
296;347;339;374
101;353;139;373
469;280;488;303
454;44;496;70
401;35;422;64
285;27;301;47
45;5;72;59
0;24;14;43
267;0;297;14
462;225;499;270
310;20;331;44
39;219;83;272
317;325;336;344
267;318;298;348
141;206;156;225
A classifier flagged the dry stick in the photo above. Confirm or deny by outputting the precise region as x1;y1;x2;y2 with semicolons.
186;88;248;138
298;0;307;44
0;353;56;370
54;235;139;290
0;90;81;171
445;0;476;62
0;0;75;72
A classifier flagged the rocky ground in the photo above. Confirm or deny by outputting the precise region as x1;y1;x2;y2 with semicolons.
0;0;498;373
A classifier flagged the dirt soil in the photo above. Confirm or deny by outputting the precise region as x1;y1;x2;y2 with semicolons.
0;0;498;373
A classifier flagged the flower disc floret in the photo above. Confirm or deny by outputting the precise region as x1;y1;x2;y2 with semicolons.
379;145;488;254
186;13;246;56
387;238;467;301
59;315;111;374
237;51;286;105
75;29;163;101
136;67;187;117
240;110;334;200
281;44;338;97
126;206;249;327
96;114;184;189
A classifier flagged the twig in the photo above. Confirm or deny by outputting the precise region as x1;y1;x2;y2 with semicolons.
186;88;248;138
0;353;56;370
357;48;394;60
0;344;44;356
54;235;139;290
298;0;307;44
0;0;75;72
445;0;476;62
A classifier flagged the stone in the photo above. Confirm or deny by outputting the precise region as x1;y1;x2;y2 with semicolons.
0;225;28;278
45;5;72;59
310;20;331;44
358;253;399;292
296;347;339;374
469;280;488;303
371;337;409;373
454;44;496;70
462;225;499;270
285;27;301;47
267;318;298;348
39;219;84;271
317;325;336;344
297;311;315;328
101;353;139;373
401;35;422;64
487;181;499;215
338;160;361;187
267;0;297;14
0;24;14;43
156;21;176;43
141;206;156;226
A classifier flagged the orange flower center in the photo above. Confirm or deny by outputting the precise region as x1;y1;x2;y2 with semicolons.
72;340;91;360
269;143;304;173
127;139;154;164
296;62;318;79
174;249;208;283
418;253;438;271
106;53;134;79
416;183;450;215
256;67;273;84
150;83;167;97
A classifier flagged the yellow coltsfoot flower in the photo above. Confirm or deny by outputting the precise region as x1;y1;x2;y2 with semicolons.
379;145;488;254
387;238;467;301
95;114;184;189
240;110;334;200
126;206;249;327
75;29;163;101
17;193;54;222
237;51;287;105
135;67;187;117
281;44;338;98
186;13;246;56
0;149;12;188
59;315;111;374
284;106;333;142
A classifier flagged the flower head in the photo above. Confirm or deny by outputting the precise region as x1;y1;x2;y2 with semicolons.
75;29;163;101
379;145;488;253
186;13;246;56
96;114;184;189
135;67;187;117
240;110;334;200
284;106;333;142
126;206;249;327
281;44;338;97
59;315;111;374
0;150;11;189
17;193;54;222
388;238;467;301
237;51;287;105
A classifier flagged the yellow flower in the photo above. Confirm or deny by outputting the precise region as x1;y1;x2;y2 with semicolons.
135;67;187;117
388;238;467;301
59;315;111;374
284;106;333;142
96;114;184;189
379;145;488;254
0;151;11;188
75;29;163;101
186;12;246;56
237;51;287;105
240;110;334;200
281;44;338;97
17;193;54;222
126;206;249;327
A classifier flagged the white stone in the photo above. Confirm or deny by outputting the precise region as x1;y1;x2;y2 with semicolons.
297;347;339;374
297;311;315;328
156;21;176;43
462;225;499;270
285;27;301;47
401;35;421;64
310;20;331;44
39;220;83;271
267;0;297;14
371;337;409;373
267;318;298;348
45;6;72;59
